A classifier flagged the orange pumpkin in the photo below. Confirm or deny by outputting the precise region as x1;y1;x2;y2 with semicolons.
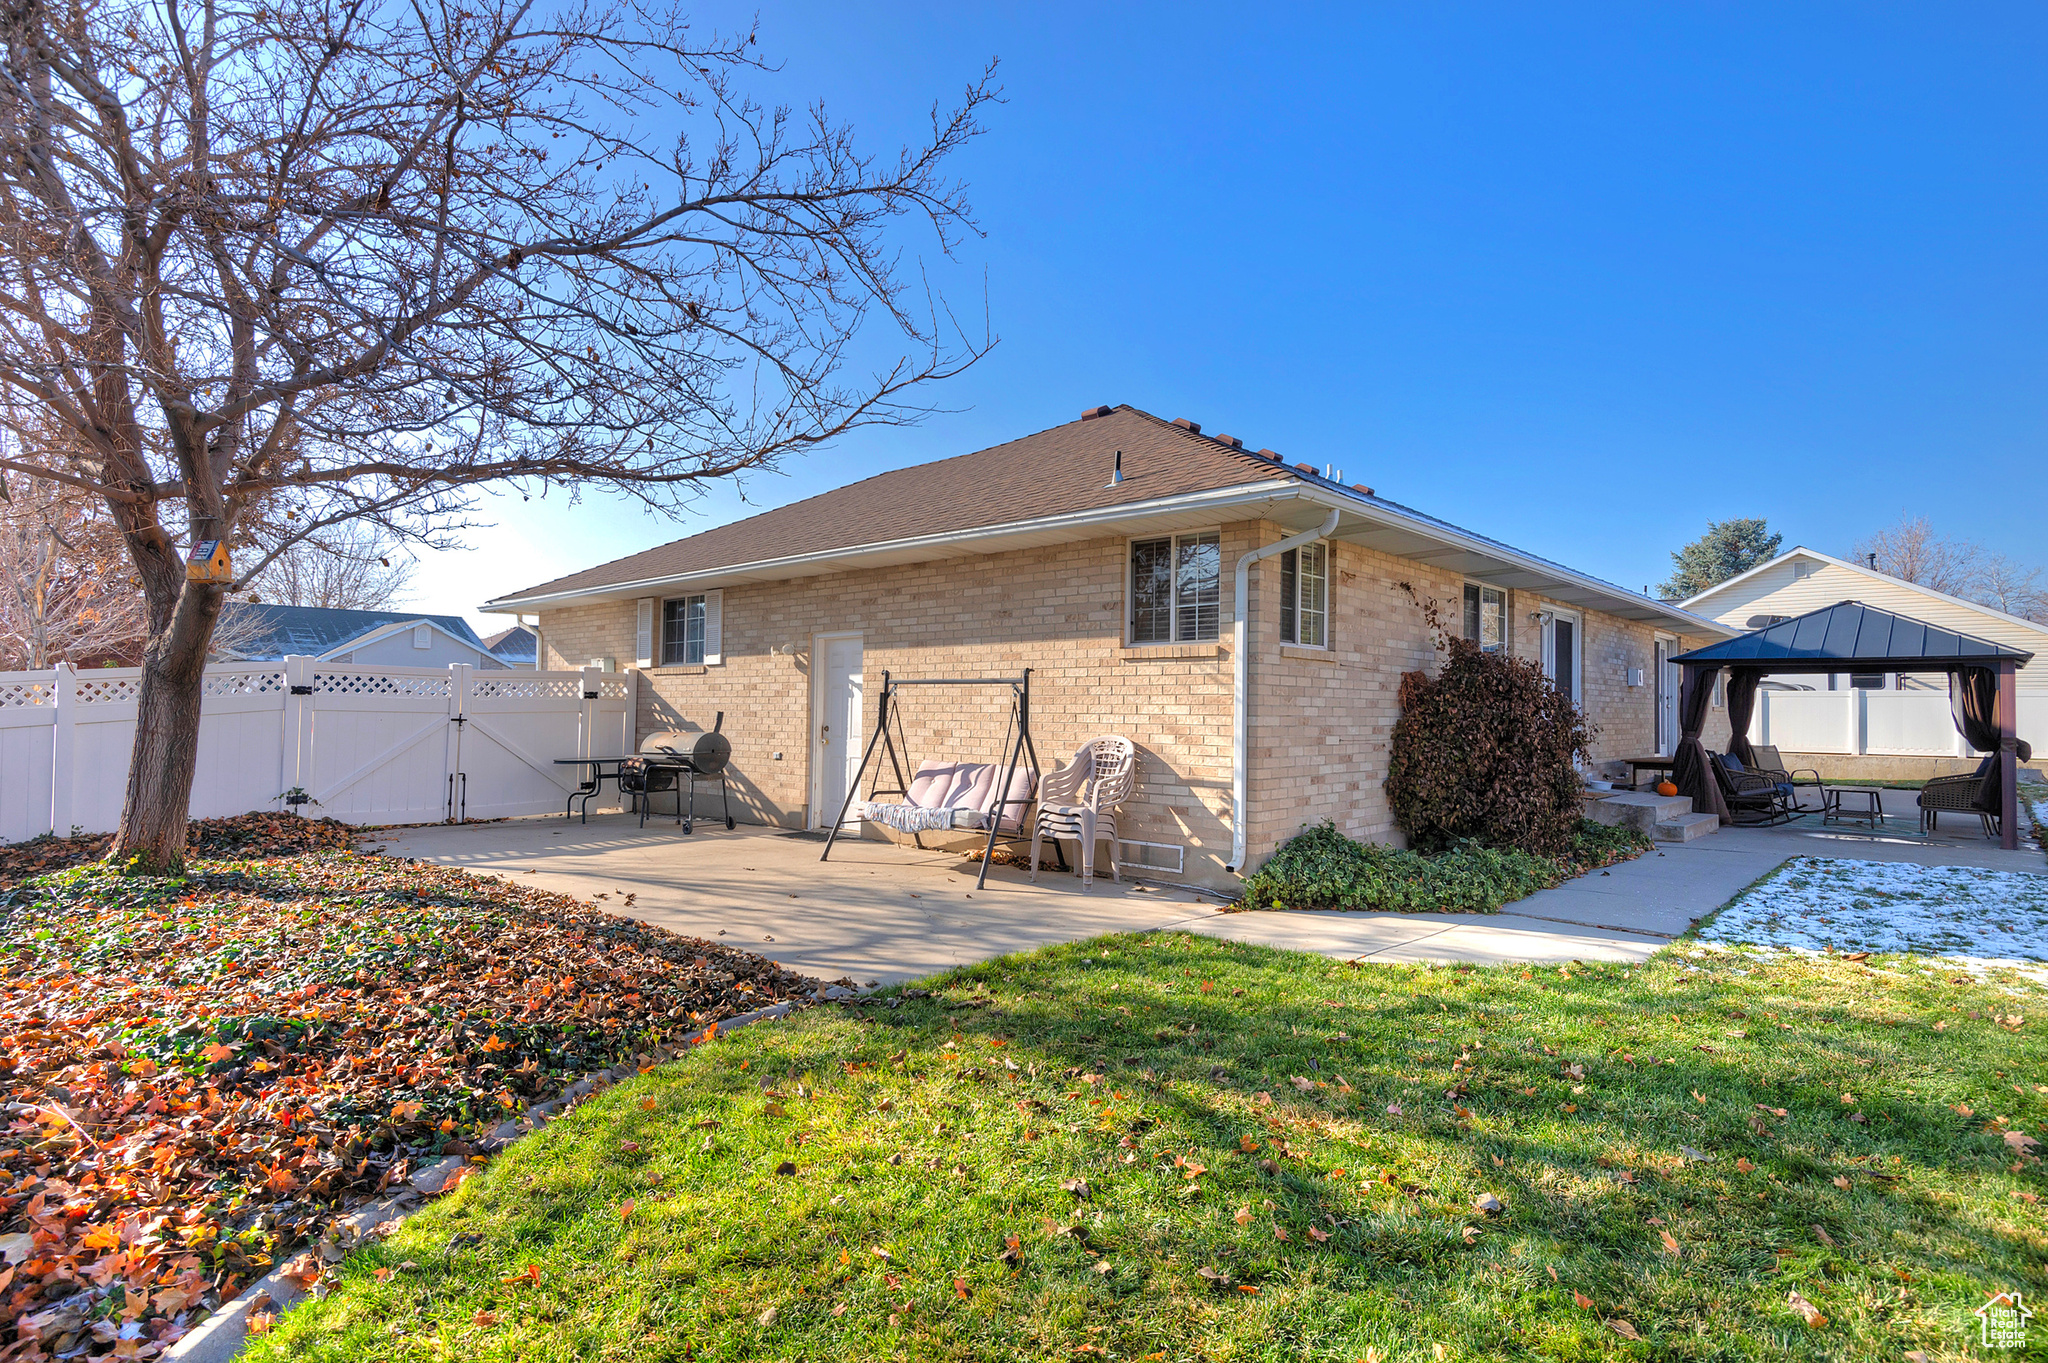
1656;780;1679;797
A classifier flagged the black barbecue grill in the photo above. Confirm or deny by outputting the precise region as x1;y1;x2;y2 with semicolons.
620;712;736;832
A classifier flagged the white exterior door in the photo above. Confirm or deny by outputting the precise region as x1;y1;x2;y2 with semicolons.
812;633;864;829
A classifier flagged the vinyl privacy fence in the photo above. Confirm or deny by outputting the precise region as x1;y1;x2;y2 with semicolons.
0;658;634;844
1747;687;2047;758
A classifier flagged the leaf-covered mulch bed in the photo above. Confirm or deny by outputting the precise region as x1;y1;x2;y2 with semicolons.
1;838;818;1361
0;813;360;887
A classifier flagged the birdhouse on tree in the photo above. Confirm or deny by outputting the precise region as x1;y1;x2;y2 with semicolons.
185;539;232;584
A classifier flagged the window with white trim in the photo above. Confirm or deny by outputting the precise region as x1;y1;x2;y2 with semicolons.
1278;541;1328;647
661;594;707;665
1462;583;1505;653
1129;532;1221;643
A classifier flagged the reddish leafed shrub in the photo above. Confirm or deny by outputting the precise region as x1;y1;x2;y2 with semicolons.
1385;636;1592;857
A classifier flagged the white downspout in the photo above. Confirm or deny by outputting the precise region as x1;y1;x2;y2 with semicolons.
1227;508;1340;873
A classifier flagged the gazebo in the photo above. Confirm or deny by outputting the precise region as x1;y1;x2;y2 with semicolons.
1669;601;2034;850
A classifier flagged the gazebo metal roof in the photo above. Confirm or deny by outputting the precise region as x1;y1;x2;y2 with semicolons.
1669;600;2033;672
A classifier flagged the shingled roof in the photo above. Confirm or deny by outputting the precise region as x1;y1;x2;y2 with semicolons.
483;403;1735;638
500;406;1301;601
1672;600;2034;670
218;603;489;659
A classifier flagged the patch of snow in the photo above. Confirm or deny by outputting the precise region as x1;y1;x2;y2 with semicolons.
1700;855;2048;966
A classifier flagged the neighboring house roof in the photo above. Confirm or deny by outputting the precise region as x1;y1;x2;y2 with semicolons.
483;404;1732;638
1681;545;2048;641
1672;600;2034;670
481;625;537;663
219;603;490;660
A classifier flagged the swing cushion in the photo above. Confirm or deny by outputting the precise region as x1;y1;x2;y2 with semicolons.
861;760;1034;834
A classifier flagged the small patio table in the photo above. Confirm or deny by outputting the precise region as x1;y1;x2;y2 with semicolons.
1622;756;1678;789
555;757;631;822
1823;786;1885;829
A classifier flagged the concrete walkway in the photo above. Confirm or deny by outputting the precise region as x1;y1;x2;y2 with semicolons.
371;806;2044;982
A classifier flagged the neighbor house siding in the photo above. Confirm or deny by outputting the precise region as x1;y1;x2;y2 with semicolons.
1690;558;2048;690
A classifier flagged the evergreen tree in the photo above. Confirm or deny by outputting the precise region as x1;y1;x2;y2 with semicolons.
1659;519;1783;599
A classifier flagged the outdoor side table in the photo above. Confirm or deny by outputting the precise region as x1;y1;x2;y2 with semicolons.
555;757;630;822
1823;786;1884;829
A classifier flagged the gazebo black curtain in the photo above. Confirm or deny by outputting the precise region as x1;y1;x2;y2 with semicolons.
1951;667;2032;815
1673;664;1730;825
1724;669;1762;767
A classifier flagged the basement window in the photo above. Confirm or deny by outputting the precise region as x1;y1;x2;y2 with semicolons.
1130;532;1221;644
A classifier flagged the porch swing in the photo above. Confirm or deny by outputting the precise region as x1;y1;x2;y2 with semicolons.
818;669;1058;889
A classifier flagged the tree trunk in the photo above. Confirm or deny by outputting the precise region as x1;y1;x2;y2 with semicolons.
106;582;223;874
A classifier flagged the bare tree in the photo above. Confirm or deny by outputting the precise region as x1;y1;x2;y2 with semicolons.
1976;551;2048;623
0;0;996;870
0;469;145;668
246;521;414;610
1851;516;1979;597
1852;514;2048;622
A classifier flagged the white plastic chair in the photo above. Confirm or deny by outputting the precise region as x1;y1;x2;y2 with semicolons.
1029;736;1137;890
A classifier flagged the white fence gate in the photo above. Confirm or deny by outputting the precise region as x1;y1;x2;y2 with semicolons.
0;658;634;843
1750;688;2046;758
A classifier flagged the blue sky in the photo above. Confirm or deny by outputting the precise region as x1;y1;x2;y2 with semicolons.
418;2;2048;630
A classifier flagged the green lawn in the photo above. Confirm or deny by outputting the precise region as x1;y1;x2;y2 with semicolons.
250;936;2048;1362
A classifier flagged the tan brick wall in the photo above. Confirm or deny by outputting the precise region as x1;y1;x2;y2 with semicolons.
541;526;1255;885
538;525;1688;889
1240;535;1458;855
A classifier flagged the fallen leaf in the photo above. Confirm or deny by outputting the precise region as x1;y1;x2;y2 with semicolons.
617;1198;637;1220
2005;1131;2041;1154
1812;1224;1836;1248
473;1310;500;1327
1658;1229;1681;1256
1607;1319;1642;1340
1473;1192;1504;1215
1307;1225;1330;1243
1574;1291;1595;1310
1736;1157;1756;1173
775;1161;797;1176
954;1278;970;1299
757;1306;778;1327
1061;1178;1091;1199
1786;1289;1828;1327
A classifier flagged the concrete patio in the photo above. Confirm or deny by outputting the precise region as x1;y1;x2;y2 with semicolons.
370;796;2044;983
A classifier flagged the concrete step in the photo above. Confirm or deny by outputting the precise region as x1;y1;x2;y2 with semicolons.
1654;812;1719;843
1587;791;1696;835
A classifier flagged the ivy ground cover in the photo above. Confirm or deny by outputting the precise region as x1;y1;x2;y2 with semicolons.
0;830;815;1361
252;935;2045;1362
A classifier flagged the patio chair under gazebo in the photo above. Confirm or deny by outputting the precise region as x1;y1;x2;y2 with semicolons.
1669;601;2035;850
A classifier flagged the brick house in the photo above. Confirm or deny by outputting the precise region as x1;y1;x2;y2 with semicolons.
486;406;1734;892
